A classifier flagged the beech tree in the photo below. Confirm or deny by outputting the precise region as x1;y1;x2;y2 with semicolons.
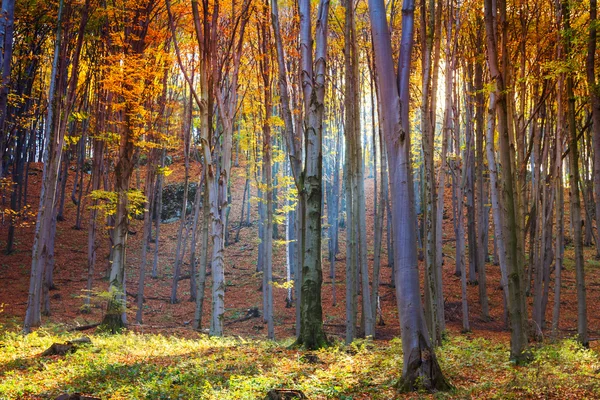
483;0;528;361
368;0;449;390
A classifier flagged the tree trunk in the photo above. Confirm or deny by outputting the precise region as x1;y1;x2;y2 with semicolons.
292;0;331;349
152;149;166;279
260;7;274;339
565;0;588;345
24;0;65;332
484;0;529;361
136;151;157;323
368;0;449;391
588;0;600;259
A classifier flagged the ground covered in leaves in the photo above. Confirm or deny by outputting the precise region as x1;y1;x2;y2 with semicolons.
1;328;600;399
2;159;600;398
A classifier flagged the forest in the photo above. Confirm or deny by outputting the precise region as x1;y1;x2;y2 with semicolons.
1;0;600;398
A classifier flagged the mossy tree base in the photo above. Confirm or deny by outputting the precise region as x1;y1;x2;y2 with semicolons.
395;334;452;393
100;298;125;334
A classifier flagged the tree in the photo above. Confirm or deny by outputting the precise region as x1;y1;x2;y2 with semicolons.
286;0;332;350
100;0;157;333
368;0;449;391
483;0;529;362
344;0;373;342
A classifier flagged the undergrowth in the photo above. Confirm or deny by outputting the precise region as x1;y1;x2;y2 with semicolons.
0;328;598;399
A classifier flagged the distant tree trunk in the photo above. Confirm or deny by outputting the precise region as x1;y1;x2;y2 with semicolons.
259;3;274;339
188;174;205;303
588;0;600;259
452;156;470;333
285;162;296;308
0;0;15;179
369;0;449;390
484;0;529;361
171;92;193;304
344;130;357;343
327;115;341;307
344;0;373;340
257;183;265;273
484;93;509;325
235;175;249;243
565;0;588;346
152;149;166;279
194;180;210;330
271;0;304;338
474;52;491;320
136;151;157;324
371;125;387;328
463;68;478;285
436;0;457;296
552;85;565;337
85;138;104;311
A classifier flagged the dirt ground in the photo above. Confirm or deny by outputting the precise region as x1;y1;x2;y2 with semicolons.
1;157;599;350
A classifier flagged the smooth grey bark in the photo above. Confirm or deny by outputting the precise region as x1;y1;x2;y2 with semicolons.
24;0;65;332
435;0;457;316
344;0;373;340
450;153;469;332
188;173;205;302
193;182;210;331
368;0;449;391
485;93;509;325
344;133;357;343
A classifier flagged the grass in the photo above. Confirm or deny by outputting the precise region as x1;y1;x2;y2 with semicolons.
0;328;599;399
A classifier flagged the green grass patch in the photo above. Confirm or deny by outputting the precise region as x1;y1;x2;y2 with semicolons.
0;329;599;399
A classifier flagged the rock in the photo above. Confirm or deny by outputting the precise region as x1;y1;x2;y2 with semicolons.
264;389;307;399
55;393;100;400
158;182;199;222
41;337;92;356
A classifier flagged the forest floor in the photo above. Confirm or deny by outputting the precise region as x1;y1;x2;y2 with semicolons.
1;157;600;399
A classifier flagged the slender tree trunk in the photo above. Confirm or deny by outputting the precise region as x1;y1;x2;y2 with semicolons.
259;6;274;338
588;0;600;259
0;0;15;179
484;0;529;361
171;93;192;304
194;180;210;330
136;152;157;323
420;0;442;344
565;0;588;345
24;0;65;332
152;149;166;279
188;174;204;302
84;138;104;311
